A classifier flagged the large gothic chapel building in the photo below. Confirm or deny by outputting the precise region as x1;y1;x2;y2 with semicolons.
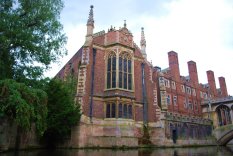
56;6;229;147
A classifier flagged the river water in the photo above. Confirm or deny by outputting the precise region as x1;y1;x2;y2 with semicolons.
2;145;233;156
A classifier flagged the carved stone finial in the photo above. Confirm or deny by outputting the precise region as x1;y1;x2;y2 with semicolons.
87;5;94;26
140;27;146;46
124;20;127;28
140;27;147;58
85;5;94;46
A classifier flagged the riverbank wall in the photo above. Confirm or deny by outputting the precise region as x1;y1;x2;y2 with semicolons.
0;115;216;152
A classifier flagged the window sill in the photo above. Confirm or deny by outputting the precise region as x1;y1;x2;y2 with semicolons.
104;118;134;122
104;88;134;93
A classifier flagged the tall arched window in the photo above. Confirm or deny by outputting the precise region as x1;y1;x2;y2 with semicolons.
216;105;231;126
107;52;116;89
119;53;132;90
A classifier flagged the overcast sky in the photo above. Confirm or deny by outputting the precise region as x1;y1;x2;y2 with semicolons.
46;0;233;95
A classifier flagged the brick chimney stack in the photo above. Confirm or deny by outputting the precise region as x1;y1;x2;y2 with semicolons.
188;61;199;86
207;70;217;97
168;51;180;81
219;77;228;97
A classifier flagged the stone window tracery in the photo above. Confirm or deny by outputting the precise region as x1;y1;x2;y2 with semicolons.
216;105;231;126
106;51;132;90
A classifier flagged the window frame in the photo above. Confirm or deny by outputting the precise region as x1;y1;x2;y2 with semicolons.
107;53;117;89
105;102;133;119
119;53;132;90
106;51;133;91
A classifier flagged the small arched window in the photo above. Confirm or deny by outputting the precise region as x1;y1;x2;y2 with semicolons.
216;105;231;126
107;52;116;89
119;53;132;90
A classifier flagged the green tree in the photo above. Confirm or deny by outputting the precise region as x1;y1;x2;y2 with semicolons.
0;79;47;136
0;0;67;83
44;79;81;146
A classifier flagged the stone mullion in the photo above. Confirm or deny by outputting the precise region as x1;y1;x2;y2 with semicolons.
132;100;135;120
116;99;119;118
104;102;106;118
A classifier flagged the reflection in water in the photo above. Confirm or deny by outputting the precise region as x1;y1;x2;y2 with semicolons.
1;146;233;156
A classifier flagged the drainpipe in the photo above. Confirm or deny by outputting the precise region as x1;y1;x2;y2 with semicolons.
141;63;148;124
89;48;96;123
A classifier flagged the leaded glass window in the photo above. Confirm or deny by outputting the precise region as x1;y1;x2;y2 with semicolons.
106;103;116;118
105;103;133;119
107;53;116;89
119;53;132;90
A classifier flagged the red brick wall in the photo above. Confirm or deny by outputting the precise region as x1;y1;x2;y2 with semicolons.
207;70;217;97
56;26;229;122
168;51;180;81
93;49;105;95
219;77;228;97
188;61;199;86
